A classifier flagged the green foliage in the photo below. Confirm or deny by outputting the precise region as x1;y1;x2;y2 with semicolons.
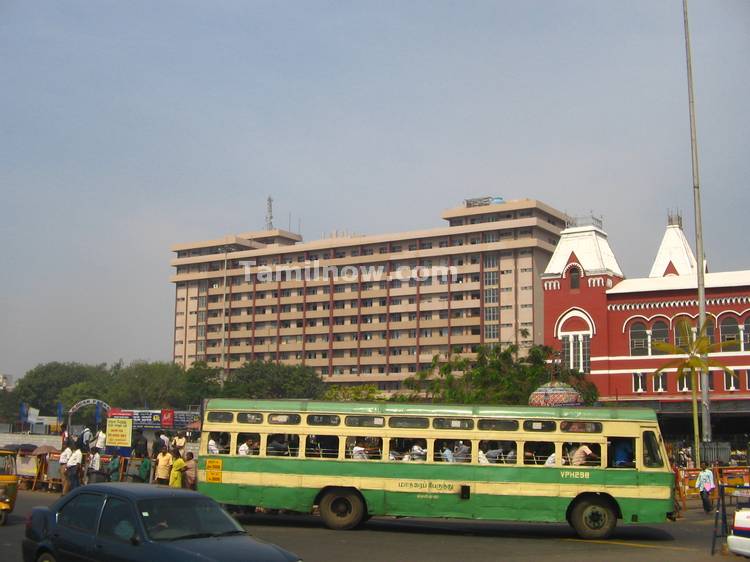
223;361;326;400
324;385;383;401
108;361;186;409
403;345;598;406
183;362;223;408
14;362;110;415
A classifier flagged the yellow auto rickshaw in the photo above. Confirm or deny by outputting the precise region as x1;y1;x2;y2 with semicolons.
0;449;18;526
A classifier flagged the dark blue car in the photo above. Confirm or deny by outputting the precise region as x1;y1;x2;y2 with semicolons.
23;483;301;562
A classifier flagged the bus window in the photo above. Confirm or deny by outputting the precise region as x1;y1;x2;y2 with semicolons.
608;437;635;468
643;431;664;468
524;442;555;465
389;438;427;462
305;435;340;459
206;411;233;423
434;439;472;463
345;415;385;427
237;412;263;424
307;414;341;426
345;436;383;460
388;417;429;429
523;420;556;432
566;442;601;466
268;414;302;425
478;419;518;431
433;418;474;430
561;421;602;433
479;440;517;464
237;433;260;455
266;434;300;457
207;432;230;455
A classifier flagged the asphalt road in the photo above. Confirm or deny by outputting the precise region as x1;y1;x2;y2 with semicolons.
1;490;735;562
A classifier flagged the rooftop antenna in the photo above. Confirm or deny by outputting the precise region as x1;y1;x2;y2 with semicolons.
265;196;274;230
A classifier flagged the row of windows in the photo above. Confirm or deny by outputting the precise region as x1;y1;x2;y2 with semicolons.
629;318;750;356
632;370;750;393
205;411;602;433
207;431;660;469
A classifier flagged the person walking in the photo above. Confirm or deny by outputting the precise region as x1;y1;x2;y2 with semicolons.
154;446;173;486
696;463;716;513
59;440;73;494
183;452;197;490
169;449;186;488
66;443;83;491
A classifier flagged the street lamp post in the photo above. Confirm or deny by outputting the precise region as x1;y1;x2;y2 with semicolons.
682;0;710;447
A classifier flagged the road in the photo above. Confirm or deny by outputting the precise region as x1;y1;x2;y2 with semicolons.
1;490;733;561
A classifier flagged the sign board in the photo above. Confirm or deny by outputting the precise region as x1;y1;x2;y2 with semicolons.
27;407;40;424
108;408;199;430
17;454;38;478
106;418;133;447
46;453;62;481
161;409;175;428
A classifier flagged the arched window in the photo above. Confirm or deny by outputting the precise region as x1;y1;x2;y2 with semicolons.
651;321;669;355
674;318;693;348
745;317;750;349
630;322;648;356
720;317;739;343
704;320;715;344
569;267;581;290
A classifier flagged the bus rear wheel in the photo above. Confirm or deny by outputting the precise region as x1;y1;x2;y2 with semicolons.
319;489;365;530
570;497;617;539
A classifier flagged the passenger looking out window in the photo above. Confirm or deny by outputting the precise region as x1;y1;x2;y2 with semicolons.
479;440;516;464
237;433;260;455
608;437;635;468
569;442;601;466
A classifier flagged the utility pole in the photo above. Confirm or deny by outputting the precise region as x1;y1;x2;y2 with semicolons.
682;0;710;449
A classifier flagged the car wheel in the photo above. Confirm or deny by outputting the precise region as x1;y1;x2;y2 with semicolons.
0;511;7;526
36;552;57;562
319;489;365;530
569;497;617;539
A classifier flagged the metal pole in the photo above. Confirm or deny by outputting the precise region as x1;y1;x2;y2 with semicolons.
219;248;229;383
682;0;710;442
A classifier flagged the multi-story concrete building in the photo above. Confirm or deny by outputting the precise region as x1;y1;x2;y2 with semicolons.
171;198;567;390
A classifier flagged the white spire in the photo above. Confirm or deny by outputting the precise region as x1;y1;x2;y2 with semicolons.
543;219;623;278
648;221;697;278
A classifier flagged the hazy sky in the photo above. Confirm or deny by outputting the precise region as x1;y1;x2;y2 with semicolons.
1;1;748;379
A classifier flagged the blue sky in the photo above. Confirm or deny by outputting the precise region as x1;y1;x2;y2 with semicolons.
1;1;748;378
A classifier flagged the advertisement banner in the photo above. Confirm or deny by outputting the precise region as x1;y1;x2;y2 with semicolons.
161;409;175;428
106;418;133;447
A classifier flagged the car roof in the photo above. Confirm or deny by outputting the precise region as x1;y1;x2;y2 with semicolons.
80;483;205;500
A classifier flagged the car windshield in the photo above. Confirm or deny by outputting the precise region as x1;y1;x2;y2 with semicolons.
137;496;245;541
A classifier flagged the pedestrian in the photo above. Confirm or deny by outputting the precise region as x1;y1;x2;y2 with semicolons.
107;452;121;482
169;449;186;488
132;429;148;458
155;446;173;485
137;456;152;483
79;426;93;453
183;452;197;490
159;431;170;451
59;440;73;494
696;462;716;513
171;431;187;459
86;447;102;484
66;442;83;491
60;423;69;451
93;426;107;451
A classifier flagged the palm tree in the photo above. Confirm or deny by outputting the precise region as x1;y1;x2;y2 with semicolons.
654;319;737;466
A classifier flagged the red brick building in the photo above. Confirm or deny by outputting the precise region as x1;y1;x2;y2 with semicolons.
542;216;750;437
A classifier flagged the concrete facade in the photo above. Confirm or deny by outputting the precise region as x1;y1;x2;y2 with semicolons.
171;198;567;390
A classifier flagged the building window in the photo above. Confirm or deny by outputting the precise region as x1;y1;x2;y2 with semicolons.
485;324;498;340
484;288;498;303
484;307;499;321
677;373;692;392
724;371;740;391
720;317;739;343
560;334;590;374
651;321;669;355
632;373;646;393
653;372;667;393
629;322;648;356
484;271;498;285
569;267;581;289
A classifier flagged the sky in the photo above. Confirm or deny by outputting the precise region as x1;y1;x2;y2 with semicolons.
1;1;748;379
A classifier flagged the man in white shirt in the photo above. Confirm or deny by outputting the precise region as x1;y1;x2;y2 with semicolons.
59;442;73;494
352;442;367;460
87;447;102;484
66;443;83;490
238;437;258;456
94;427;106;451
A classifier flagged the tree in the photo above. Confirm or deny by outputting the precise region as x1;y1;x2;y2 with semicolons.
223;361;326;400
14;362;110;415
324;385;383;401
183;362;223;407
654;320;736;466
108;361;186;409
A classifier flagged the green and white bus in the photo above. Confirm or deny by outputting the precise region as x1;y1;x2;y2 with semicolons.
197;399;674;539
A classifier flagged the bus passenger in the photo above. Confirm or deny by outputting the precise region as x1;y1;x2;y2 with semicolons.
454;441;470;462
410;442;427;461
352;441;368;460
571;444;599;466
442;445;455;463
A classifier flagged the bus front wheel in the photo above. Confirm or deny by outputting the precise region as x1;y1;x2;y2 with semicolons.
569;497;617;539
319;489;365;530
